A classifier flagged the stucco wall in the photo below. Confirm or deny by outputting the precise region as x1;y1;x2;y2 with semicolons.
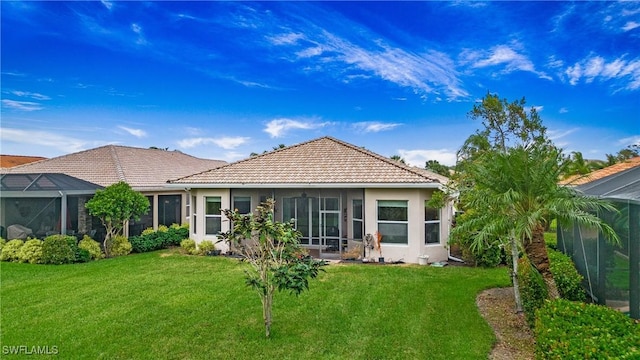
364;188;450;264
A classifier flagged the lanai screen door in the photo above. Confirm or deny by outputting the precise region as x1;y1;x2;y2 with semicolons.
283;196;342;257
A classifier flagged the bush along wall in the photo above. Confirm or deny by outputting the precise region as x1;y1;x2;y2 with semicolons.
535;299;640;359
517;258;548;326
518;248;587;326
0;234;105;265
129;223;189;253
548;248;586;302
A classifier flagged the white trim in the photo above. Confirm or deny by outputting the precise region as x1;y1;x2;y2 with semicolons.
167;183;444;189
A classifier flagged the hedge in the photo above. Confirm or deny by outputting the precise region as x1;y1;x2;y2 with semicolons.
535;299;640;359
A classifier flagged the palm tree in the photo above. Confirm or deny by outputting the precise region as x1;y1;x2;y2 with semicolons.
453;144;618;309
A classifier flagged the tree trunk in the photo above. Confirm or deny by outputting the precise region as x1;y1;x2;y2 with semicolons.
510;235;523;313
263;289;273;338
524;224;560;299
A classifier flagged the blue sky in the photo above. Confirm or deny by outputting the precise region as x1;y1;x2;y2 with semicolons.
1;1;639;166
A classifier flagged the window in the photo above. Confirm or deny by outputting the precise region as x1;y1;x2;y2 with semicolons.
352;199;363;240
377;200;408;244
205;196;222;235
425;202;440;244
185;195;190;220
233;196;252;215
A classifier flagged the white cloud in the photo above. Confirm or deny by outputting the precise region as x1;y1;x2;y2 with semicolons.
464;44;549;79
1;99;43;111
177;136;249;150
131;23;147;45
268;15;468;100
0;128;87;154
398;149;457;167
267;32;304;45
565;54;640;90
10;91;50;100
100;0;113;11
548;128;579;142
213;136;250;149
623;21;640;32
264;118;329;138
352;121;401;133
118;126;147;138
559;107;568;114
617;135;640;147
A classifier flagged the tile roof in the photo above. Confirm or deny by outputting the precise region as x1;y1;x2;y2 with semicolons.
0;155;47;168
170;136;448;187
2;145;226;190
560;157;640;186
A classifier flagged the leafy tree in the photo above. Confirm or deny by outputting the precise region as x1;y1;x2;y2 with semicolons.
220;199;326;338
425;160;450;177
452;93;618;311
390;155;406;164
466;92;549;152
85;181;149;257
606;144;639;165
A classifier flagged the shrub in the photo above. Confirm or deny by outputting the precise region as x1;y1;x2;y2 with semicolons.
180;239;196;255
107;236;132;257
130;224;189;253
548;248;585;302
517;258;548;326
535;299;640;359
544;231;558;250
42;235;76;265
129;234;161;253
458;239;505;267
0;239;25;262
78;236;103;260
0;237;6;251
18;239;44;264
197;240;216;255
75;248;91;263
167;223;189;246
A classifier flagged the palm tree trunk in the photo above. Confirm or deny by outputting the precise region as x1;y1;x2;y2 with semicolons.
524;224;560;299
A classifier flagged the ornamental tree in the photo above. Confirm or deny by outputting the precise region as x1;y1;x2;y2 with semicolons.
219;199;326;338
85;181;149;257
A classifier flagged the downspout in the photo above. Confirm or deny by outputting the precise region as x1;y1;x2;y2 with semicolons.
446;198;464;262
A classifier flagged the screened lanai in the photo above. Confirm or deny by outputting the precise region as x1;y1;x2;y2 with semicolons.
0;173;103;240
557;165;640;319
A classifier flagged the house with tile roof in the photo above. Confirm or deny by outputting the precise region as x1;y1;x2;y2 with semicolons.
168;137;453;264
560;157;640;186
1;145;226;239
557;158;640;319
0;155;47;168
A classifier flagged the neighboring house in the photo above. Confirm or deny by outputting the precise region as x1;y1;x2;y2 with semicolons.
168;136;453;264
0;155;47;168
560;156;640;186
557;160;640;319
1;145;226;239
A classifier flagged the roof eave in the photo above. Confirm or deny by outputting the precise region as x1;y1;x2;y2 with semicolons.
166;182;444;189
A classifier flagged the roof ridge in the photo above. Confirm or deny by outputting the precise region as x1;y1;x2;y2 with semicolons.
323;136;443;183
109;145;127;182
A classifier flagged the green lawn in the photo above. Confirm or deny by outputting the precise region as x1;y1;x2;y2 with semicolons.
1;251;510;359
